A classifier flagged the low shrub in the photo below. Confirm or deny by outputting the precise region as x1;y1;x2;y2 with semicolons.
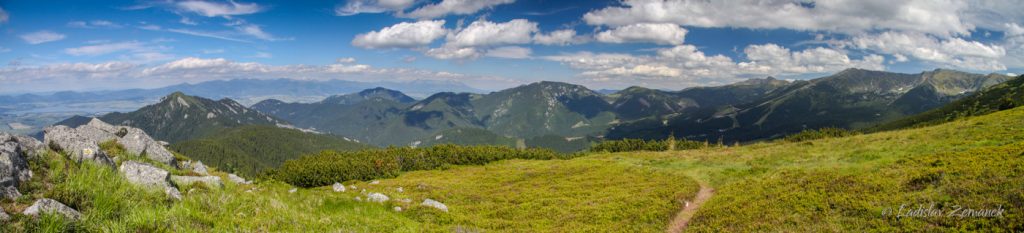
590;136;711;153
274;144;565;187
782;127;858;142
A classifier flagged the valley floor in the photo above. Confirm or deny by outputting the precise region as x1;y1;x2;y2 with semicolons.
5;107;1024;232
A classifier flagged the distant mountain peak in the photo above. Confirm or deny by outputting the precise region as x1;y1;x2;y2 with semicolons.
730;76;791;88
97;92;288;143
321;87;416;105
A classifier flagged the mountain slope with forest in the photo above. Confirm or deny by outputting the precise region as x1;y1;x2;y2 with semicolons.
870;74;1024;131
169;125;372;177
99;92;289;143
607;68;1011;142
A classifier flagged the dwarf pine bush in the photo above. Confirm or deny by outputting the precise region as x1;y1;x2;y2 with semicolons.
783;127;858;142
590;136;710;153
274;144;564;187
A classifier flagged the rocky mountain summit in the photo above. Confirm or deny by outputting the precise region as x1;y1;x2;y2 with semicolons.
44;118;177;167
1;118;255;223
1;133;42;200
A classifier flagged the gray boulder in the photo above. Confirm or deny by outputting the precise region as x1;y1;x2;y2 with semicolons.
0;133;45;157
44;125;114;166
0;186;21;201
0;206;8;221
23;198;81;220
170;175;223;188
332;183;346;192
83;119;177;167
192;161;208;175
119;161;172;189
165;186;183;200
366;192;389;203
227;174;250;185
0;141;32;200
421;198;449;212
44;119;176;168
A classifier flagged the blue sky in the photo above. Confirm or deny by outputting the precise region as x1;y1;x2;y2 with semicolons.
1;0;1023;94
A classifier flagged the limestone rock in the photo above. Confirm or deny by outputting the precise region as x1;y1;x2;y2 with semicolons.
0;186;21;200
23;198;81;220
119;161;172;189
44;125;114;166
332;183;346;192
170;175;224;188
165;186;183;200
44;118;176;168
0;133;45;157
421;199;449;212
0;141;32;200
367;193;389;203
0;206;9;221
228;173;251;185
83;119;177;167
192;161;208;175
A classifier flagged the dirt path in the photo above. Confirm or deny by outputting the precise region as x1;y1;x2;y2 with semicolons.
666;184;714;233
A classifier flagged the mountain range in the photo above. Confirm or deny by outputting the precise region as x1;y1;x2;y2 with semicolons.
47;68;1012;151
606;69;1011;142
0;78;483;114
249;68;1008;146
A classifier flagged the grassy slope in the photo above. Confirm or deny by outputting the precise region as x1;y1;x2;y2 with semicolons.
598;106;1024;231
5;105;1023;232
169;125;373;177
3;143;698;232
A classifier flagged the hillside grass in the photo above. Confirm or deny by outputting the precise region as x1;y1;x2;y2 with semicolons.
3;144;698;232
345;157;700;232
592;106;1024;231
4;105;1023;232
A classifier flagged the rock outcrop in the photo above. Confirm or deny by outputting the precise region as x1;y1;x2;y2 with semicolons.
118;161;182;199
170;175;223;188
228;174;251;185
0;137;34;200
44;119;176;167
0;206;9;221
0;133;45;157
192;161;208;175
367;193;389;203
23;198;81;220
44;125;115;166
119;161;172;188
332;183;346;192
421;199;449;212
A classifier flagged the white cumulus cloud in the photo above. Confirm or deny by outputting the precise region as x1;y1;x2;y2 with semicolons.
403;0;515;19
352;20;448;48
533;29;579;46
595;23;687;45
545;43;885;89
583;0;974;37
446;19;537;47
851;31;1006;70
